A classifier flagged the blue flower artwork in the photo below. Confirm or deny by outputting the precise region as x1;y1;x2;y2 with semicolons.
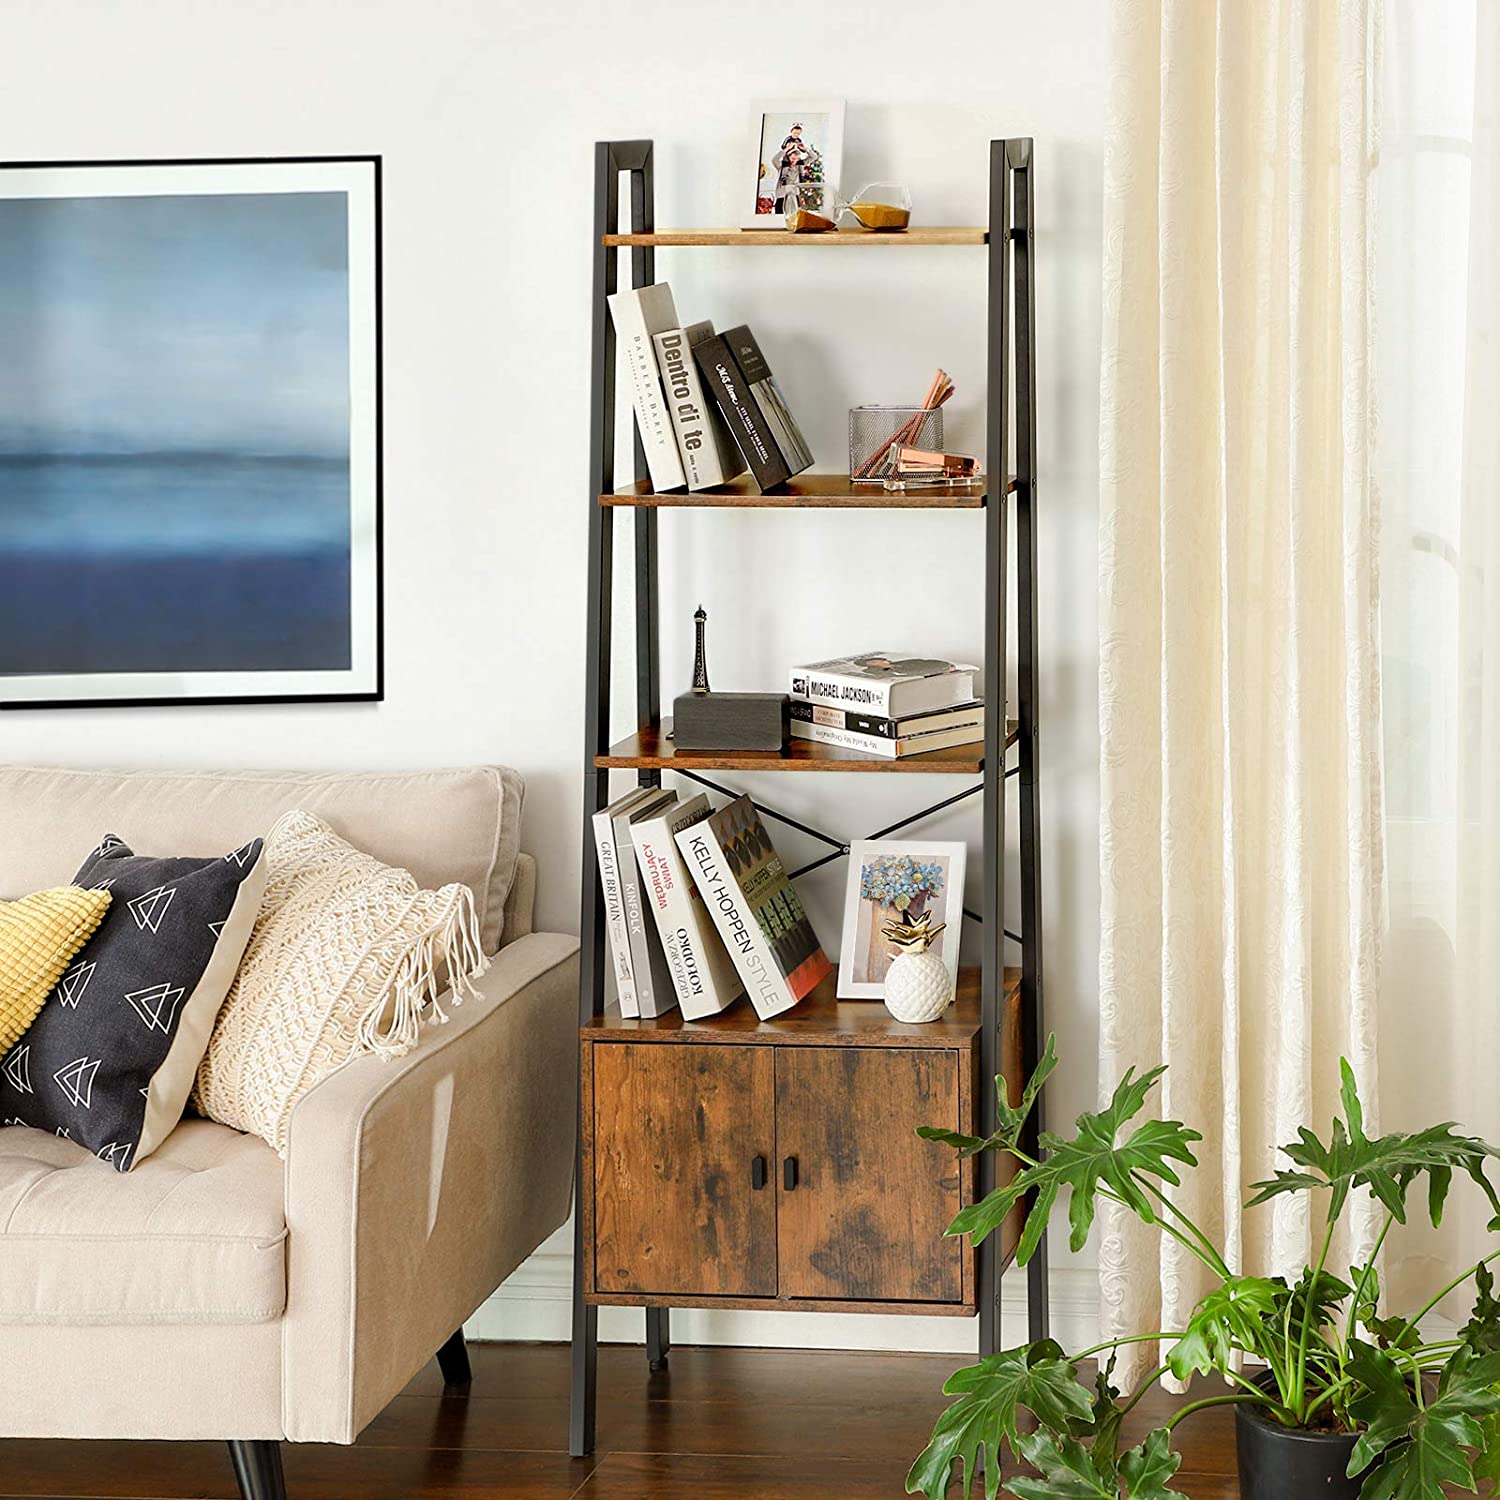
0;158;380;707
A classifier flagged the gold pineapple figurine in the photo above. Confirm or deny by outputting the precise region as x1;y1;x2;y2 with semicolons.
878;910;954;1022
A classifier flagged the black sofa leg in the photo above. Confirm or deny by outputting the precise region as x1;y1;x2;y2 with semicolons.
228;1439;286;1500
436;1327;473;1390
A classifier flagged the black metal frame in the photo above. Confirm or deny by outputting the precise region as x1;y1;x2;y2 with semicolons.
571;138;1045;1460
0;154;384;712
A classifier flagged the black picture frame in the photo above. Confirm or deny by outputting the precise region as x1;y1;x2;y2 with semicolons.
0;154;384;711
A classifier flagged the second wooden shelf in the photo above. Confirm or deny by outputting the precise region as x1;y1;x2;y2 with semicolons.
604;473;996;509
598;720;1018;775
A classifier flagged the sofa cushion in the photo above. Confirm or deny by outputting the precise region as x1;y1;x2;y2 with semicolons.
0;836;266;1172
0;1117;285;1325
0;886;112;1055
194;810;487;1155
0;765;524;955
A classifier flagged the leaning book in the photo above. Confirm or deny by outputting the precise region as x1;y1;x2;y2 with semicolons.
615;788;678;1018
631;794;744;1020
606;282;686;492
694;324;812;491
675;794;831;1020
652;321;746;490
592;787;652;1017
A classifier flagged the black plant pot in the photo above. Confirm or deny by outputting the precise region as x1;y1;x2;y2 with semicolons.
1235;1399;1361;1500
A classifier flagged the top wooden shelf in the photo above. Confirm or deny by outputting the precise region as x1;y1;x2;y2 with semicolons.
602;227;988;248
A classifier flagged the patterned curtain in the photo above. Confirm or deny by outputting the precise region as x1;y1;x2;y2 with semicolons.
1097;0;1385;1387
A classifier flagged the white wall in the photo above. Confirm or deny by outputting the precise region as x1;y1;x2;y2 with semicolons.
0;0;1106;1350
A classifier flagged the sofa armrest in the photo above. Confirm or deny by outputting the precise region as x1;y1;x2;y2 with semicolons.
279;930;579;1443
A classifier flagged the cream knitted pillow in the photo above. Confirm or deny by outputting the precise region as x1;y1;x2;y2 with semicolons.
193;809;488;1154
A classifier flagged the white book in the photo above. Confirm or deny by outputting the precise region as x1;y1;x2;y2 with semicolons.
616;788;678;1019
592;788;652;1017
789;720;985;758
652;322;746;491
674;795;832;1020
631;795;744;1020
787;652;978;718
607;282;686;493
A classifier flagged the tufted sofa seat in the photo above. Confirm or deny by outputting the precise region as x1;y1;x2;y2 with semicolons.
0;1118;286;1325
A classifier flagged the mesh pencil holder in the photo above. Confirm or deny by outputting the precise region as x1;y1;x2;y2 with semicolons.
848;406;944;482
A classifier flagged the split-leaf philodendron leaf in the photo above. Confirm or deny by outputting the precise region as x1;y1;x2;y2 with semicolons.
945;1062;1201;1257
904;1342;1095;1500
1347;1343;1500;1500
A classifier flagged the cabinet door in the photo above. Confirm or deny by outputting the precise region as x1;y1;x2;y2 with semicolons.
591;1043;777;1298
775;1048;964;1304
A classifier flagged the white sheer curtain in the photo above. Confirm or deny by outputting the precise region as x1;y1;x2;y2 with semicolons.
1097;0;1385;1386
1377;0;1500;1312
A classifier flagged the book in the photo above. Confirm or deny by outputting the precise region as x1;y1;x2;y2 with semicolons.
788;652;978;718
694;324;813;491
789;719;985;759
592;787;653;1017
788;699;985;739
615;788;678;1018
652;322;746;490
675;794;831;1020
606;282;686;493
631;794;745;1020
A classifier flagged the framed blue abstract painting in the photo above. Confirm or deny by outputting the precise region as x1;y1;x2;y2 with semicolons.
0;156;381;708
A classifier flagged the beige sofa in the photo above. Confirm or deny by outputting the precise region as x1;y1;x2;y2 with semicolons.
0;766;579;1500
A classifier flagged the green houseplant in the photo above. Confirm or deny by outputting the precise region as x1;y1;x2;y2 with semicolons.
908;1040;1500;1500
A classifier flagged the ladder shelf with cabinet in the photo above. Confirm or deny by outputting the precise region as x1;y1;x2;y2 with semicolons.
571;137;1046;1459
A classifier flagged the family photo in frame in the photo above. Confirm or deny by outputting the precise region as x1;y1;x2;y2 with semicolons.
743;100;845;230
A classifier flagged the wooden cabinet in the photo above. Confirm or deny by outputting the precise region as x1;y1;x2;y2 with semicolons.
591;1044;776;1298
775;1048;965;1304
581;970;1015;1316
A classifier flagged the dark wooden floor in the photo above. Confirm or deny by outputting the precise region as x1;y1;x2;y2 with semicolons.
0;1342;1238;1499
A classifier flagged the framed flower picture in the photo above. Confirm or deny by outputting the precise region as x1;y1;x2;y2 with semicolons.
837;840;966;1000
0;155;381;709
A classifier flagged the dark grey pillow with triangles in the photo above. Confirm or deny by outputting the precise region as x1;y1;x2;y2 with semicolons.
0;833;266;1170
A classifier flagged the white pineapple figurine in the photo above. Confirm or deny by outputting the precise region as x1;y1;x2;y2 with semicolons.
879;910;954;1023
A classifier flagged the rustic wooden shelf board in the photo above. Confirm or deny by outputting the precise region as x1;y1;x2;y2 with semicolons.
603;472;1009;508
602;226;987;248
585;965;1015;1047
597;719;1016;774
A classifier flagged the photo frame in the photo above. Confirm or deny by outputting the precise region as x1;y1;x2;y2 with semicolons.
0;155;382;710
743;100;845;230
837;839;966;1000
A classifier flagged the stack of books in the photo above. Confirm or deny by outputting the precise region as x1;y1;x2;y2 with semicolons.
592;788;831;1022
786;652;984;759
606;281;813;494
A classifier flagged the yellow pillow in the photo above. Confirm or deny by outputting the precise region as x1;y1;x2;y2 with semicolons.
0;887;113;1055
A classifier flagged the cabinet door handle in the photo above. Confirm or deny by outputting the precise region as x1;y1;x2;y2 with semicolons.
783;1155;799;1192
751;1154;767;1190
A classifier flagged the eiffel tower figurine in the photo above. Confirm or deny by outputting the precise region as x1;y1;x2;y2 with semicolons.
671;605;789;752
691;606;711;693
